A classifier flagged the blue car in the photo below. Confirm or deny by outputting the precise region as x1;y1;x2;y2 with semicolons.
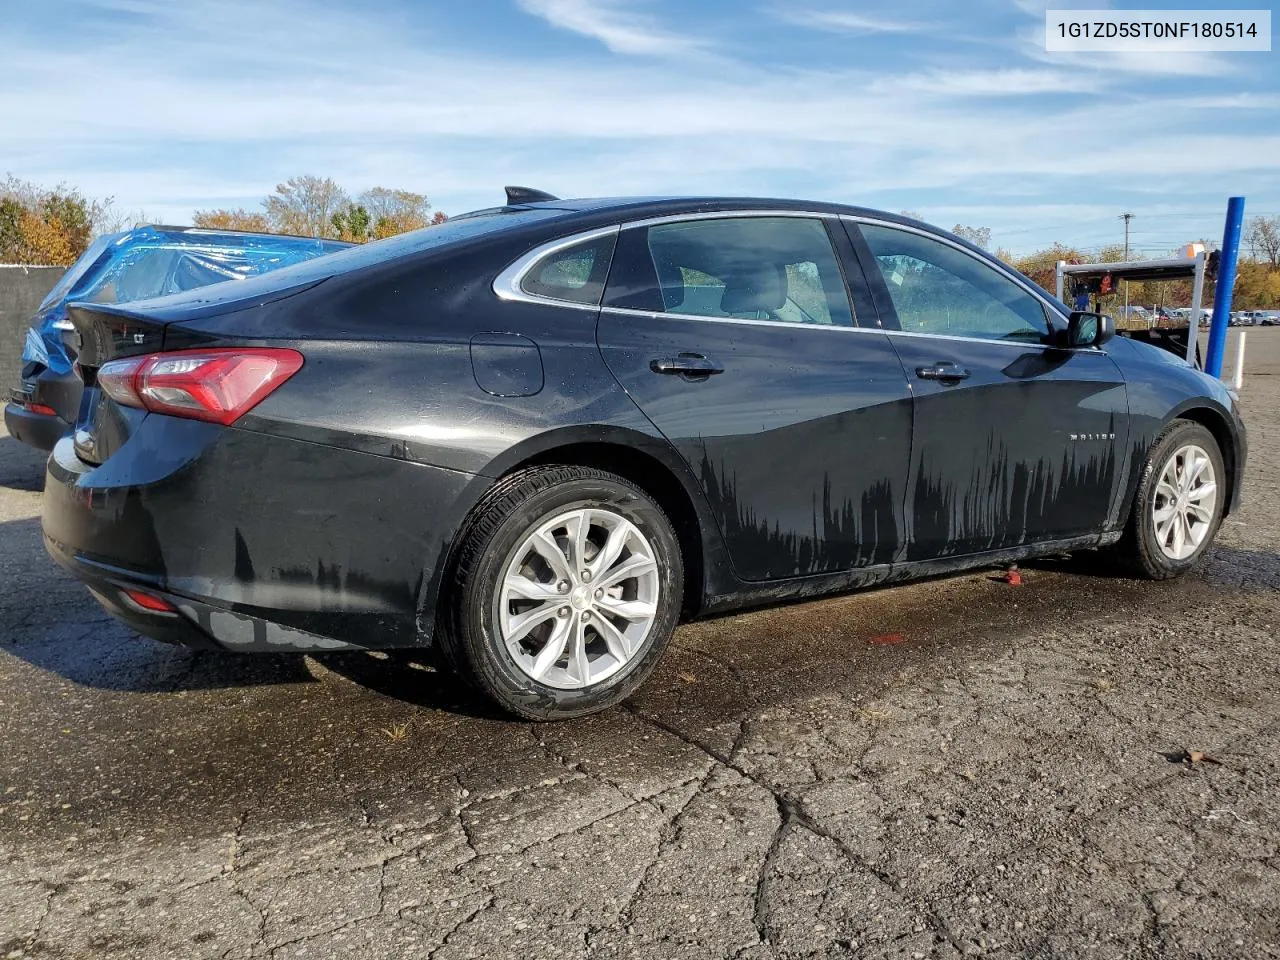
5;225;348;450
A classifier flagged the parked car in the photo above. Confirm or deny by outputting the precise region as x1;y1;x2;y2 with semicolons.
1259;313;1279;326
42;191;1247;719
4;225;349;450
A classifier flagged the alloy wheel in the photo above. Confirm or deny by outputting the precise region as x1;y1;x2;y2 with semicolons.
497;507;661;689
1151;443;1218;561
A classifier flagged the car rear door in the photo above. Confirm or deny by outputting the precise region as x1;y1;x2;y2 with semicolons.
596;213;913;582
846;219;1130;561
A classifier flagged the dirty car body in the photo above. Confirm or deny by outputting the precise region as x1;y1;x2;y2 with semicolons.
5;225;348;451
42;195;1246;698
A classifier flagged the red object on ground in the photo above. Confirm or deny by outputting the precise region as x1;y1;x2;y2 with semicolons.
868;632;906;646
1002;567;1023;586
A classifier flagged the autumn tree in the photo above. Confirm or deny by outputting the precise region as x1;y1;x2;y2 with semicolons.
361;188;436;239
952;224;992;250
1246;215;1280;268
192;208;271;232
263;175;350;238
0;176;109;265
1010;243;1088;292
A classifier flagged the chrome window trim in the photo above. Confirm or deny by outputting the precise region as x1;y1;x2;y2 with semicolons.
492;224;621;310
623;209;839;230
599;305;861;333
597;305;1090;351
842;214;1070;324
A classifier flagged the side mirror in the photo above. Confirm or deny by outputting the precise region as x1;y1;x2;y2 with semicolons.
1066;311;1114;348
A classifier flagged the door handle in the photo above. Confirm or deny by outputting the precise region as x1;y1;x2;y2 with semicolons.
915;361;971;383
649;353;724;379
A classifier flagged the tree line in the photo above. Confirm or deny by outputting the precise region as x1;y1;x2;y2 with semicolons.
0;174;448;266
193;175;447;242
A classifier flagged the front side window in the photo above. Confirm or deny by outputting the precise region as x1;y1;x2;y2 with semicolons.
619;217;853;326
521;233;617;305
860;223;1049;342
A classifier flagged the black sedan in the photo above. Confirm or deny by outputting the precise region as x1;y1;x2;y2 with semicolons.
42;190;1247;719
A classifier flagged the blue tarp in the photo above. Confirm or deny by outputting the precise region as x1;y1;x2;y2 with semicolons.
24;226;349;374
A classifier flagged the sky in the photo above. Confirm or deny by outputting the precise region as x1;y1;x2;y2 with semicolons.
2;0;1277;255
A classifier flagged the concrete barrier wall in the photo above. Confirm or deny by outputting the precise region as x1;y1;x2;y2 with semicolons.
0;265;66;388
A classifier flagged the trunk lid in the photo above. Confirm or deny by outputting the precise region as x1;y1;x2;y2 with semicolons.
65;276;329;464
68;303;174;465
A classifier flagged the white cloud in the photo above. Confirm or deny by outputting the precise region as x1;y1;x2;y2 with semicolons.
514;0;708;56
774;8;929;34
1;0;1275;243
871;67;1103;96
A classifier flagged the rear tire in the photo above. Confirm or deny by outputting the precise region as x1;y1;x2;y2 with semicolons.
1114;419;1225;579
435;466;683;720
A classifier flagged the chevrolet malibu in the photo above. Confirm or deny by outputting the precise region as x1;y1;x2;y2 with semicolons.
42;190;1246;719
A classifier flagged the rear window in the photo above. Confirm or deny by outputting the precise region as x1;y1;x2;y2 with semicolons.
521;233;617;305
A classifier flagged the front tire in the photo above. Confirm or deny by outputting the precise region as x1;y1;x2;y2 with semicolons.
1116;419;1225;579
436;466;683;720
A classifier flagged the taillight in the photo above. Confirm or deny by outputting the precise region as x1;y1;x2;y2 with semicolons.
97;348;303;426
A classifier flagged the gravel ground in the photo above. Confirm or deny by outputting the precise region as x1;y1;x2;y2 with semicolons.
2;331;1278;959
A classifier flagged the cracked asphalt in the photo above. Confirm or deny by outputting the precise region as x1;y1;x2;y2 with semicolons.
2;330;1279;959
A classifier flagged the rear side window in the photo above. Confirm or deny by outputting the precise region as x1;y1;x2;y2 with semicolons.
605;216;853;326
521;233;617;305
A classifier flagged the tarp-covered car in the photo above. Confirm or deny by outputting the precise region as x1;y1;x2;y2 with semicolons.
5;225;349;450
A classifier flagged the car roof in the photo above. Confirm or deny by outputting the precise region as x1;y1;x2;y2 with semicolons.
499;194;930;226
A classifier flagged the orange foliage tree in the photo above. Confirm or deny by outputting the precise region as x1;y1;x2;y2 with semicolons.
191;208;271;232
0;176;107;265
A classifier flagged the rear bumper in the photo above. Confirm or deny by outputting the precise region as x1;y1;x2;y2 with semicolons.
5;365;81;450
4;401;69;451
41;418;481;652
44;535;367;651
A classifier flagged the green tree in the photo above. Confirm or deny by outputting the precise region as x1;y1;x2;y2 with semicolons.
331;203;372;243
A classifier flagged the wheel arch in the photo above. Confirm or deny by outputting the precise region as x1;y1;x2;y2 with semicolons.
447;426;726;624
1170;402;1241;516
503;437;713;618
1113;400;1242;535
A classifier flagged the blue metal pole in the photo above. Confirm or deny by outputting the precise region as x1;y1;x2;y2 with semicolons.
1205;196;1245;377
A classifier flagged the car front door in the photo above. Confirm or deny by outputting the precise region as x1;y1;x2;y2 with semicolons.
596;214;914;581
848;220;1130;561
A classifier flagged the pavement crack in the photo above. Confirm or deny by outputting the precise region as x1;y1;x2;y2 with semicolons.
752;795;791;951
422;895;495;960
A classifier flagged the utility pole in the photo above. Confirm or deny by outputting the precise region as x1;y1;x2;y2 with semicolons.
1121;212;1134;324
